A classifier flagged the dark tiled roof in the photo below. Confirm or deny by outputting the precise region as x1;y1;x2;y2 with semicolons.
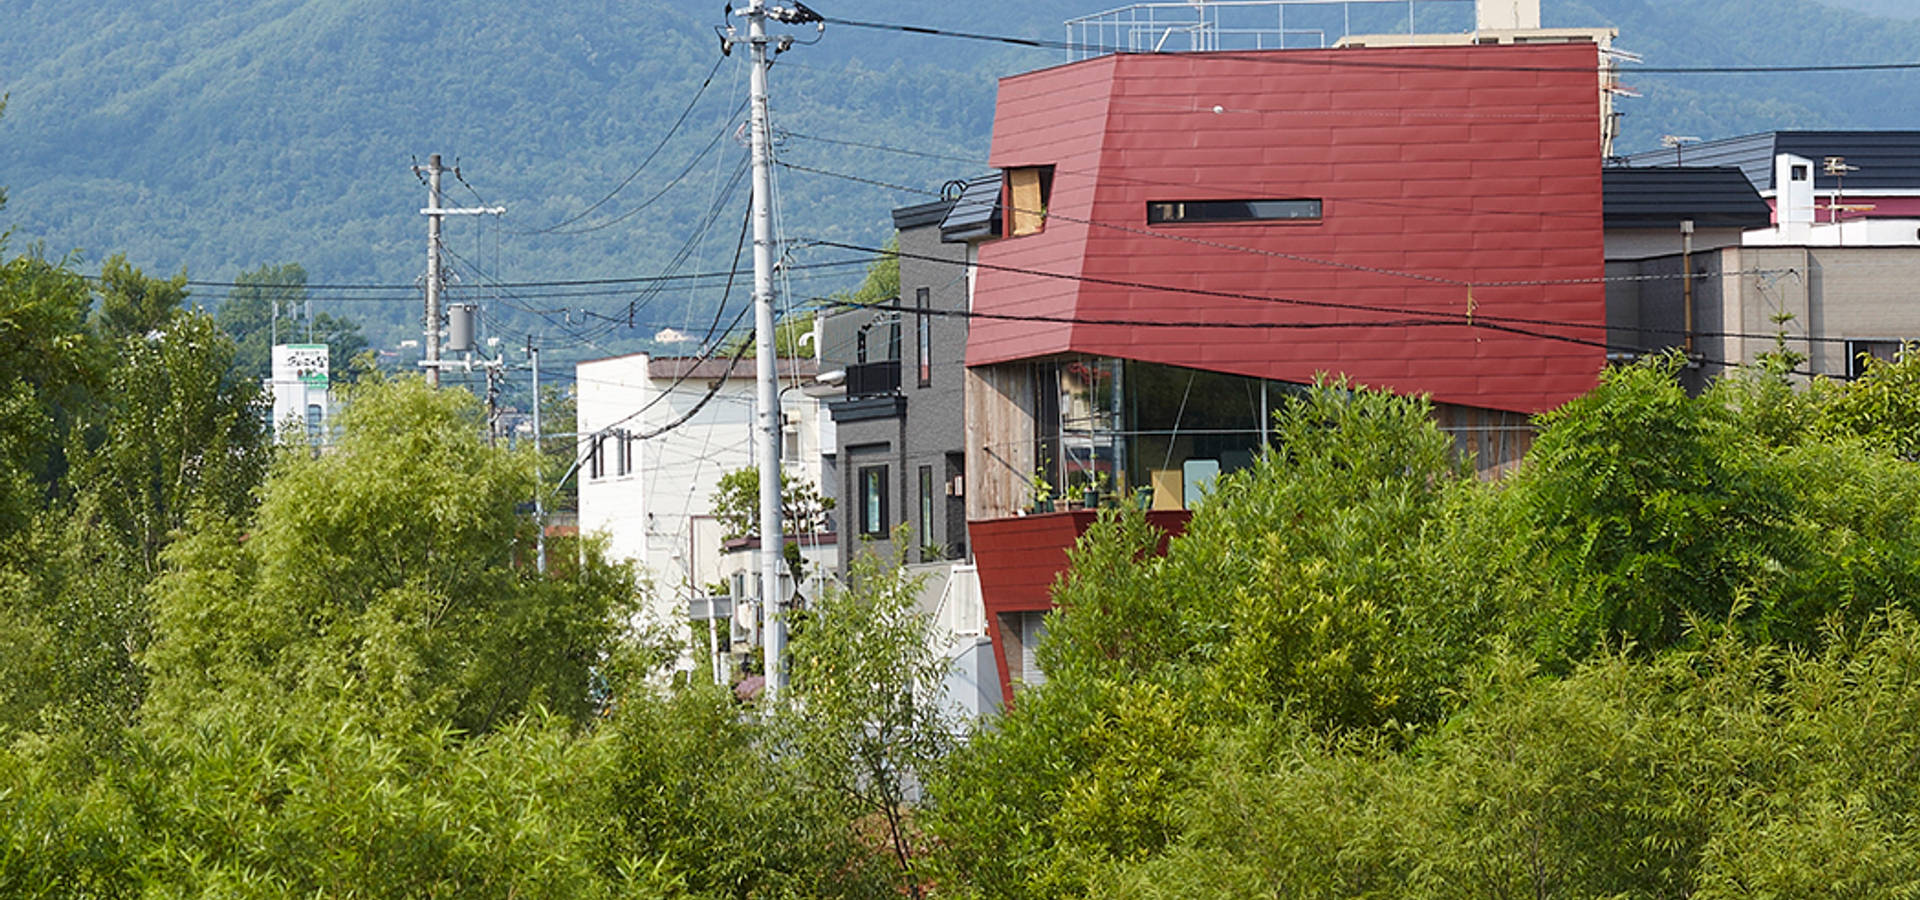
1623;131;1920;192
893;197;955;230
646;356;816;380
1602;167;1772;229
941;175;1001;242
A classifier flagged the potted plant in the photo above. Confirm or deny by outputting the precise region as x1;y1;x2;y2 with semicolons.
1027;467;1055;514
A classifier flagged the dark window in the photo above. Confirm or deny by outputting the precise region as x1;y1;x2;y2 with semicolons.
1792;165;1811;182
588;434;606;480
918;465;935;559
916;287;932;387
859;465;890;537
615;430;633;477
1147;199;1322;224
1847;339;1907;379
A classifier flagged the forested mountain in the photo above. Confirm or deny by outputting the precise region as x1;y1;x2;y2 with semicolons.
3;0;1917;356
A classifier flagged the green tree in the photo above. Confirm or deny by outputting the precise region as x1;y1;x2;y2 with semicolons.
1497;356;1796;662
784;547;955;900
709;466;834;589
143;375;638;734
90;254;188;341
596;681;886;899
0;246;100;539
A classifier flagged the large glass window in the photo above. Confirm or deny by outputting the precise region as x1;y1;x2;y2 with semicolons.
1033;356;1306;509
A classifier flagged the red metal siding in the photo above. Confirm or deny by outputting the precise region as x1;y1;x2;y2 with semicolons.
971;510;1192;702
971;43;1608;414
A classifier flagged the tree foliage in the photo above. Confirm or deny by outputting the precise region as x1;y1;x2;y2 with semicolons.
929;357;1920;899
16;238;1920;900
784;549;956;899
143;376;636;734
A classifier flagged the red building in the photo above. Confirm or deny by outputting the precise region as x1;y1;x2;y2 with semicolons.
962;41;1612;699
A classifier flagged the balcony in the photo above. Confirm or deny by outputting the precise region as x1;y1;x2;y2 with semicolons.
845;359;901;397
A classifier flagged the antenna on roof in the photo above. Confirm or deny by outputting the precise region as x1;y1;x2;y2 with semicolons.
1661;135;1702;166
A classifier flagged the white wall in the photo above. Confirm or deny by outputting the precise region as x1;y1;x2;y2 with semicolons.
576;353;829;665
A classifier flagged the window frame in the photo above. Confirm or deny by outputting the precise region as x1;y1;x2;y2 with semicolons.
1146;198;1323;225
1846;338;1908;379
858;465;890;538
918;465;935;559
915;286;932;388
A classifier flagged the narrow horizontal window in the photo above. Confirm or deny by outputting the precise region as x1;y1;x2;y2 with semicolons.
1147;199;1322;224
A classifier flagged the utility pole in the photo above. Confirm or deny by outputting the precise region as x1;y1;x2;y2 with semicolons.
530;336;547;575
414;155;505;387
730;0;821;698
421;154;445;388
747;0;786;698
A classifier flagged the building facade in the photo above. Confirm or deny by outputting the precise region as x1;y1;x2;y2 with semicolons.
820;187;1004;716
574;352;829;661
1611;133;1920;384
962;40;1613;700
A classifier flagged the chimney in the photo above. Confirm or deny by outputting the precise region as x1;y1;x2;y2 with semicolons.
1776;153;1816;226
1478;0;1541;31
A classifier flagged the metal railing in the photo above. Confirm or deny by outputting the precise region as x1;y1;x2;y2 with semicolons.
845;359;902;397
1065;0;1474;59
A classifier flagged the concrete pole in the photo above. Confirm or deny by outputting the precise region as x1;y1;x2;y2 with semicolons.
531;338;547;574
747;0;787;698
425;153;444;388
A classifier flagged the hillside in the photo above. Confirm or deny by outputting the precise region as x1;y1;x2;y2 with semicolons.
3;0;1918;359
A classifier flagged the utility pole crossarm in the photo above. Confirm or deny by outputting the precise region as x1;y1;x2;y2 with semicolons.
415;153;506;389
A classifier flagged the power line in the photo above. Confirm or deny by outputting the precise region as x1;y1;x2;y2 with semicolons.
781;160;1468;287
811;295;1809;377
152;259;868;298
818;15;1920;75
782;161;1803;290
779;130;1600;223
519;56;731;235
547;98;751;236
804;241;1844;369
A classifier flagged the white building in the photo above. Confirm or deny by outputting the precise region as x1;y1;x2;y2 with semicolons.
575;352;833;659
269;343;329;444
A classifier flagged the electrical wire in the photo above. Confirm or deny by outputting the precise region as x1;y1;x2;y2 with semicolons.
818;15;1920;74
807;237;1835;344
546;97;751;236
802;240;1846;378
520;56;730;235
811;294;1810;377
782;161;1804;291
